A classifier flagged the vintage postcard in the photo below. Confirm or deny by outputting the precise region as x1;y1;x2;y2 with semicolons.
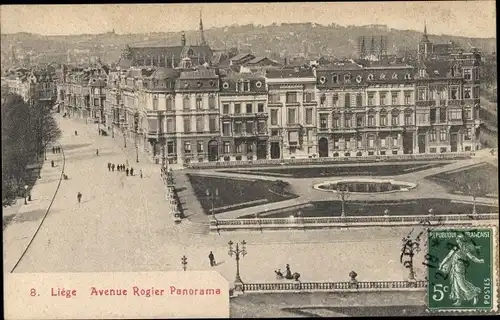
1;1;498;318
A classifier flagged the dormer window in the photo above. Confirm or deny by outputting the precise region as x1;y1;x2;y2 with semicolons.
392;73;398;79
367;74;374;80
405;74;411;80
332;74;338;84
380;73;386;80
246;81;251;91
344;74;351;83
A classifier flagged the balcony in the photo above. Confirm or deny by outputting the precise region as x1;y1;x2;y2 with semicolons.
231;113;260;118
448;100;463;106
303;100;317;106
416;100;436;107
448;119;464;125
268;101;283;107
147;130;160;139
285;101;300;107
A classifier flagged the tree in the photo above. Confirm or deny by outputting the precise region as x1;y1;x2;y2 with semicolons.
228;47;239;59
1;92;61;203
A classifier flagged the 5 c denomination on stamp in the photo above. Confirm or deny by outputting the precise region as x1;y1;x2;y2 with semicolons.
426;227;498;313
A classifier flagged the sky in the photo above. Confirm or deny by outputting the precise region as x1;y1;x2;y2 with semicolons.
0;2;496;38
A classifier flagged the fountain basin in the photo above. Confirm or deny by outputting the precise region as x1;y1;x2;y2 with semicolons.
314;178;417;194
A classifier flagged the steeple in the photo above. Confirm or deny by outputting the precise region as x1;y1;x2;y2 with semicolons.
422;21;429;41
199;10;207;46
181;31;186;46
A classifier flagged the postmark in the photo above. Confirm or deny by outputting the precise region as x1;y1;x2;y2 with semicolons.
426;226;498;313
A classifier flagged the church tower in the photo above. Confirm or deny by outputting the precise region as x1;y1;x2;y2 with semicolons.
199;11;207;46
418;22;433;62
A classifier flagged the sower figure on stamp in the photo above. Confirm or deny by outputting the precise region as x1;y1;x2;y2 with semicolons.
208;251;216;266
438;234;484;306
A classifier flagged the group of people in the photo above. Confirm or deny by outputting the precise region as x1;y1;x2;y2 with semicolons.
275;264;301;281
52;146;62;154
107;162;142;178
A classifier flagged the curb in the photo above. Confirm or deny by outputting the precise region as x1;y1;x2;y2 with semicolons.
10;144;66;273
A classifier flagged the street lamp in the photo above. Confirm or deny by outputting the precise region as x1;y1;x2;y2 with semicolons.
335;183;350;218
228;240;247;288
206;188;219;218
467;183;481;216
181;255;188;271
24;185;28;204
207;188;220;235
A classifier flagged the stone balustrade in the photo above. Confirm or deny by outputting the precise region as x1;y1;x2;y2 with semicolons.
242;280;427;293
210;213;499;232
186;152;474;169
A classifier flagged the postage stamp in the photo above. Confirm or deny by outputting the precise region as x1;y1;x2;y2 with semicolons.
426;227;498;313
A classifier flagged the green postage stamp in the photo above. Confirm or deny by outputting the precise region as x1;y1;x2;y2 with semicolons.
426;227;498;312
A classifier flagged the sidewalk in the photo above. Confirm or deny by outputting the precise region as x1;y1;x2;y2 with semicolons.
3;143;64;273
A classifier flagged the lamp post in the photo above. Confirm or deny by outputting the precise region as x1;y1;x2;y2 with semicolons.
206;188;220;234
181;255;188;271
467;183;481;216
335;183;350;218
228;240;247;292
255;213;262;233
134;112;139;163
206;188;219;218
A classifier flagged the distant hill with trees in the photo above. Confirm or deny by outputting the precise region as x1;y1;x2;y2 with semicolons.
1;23;496;65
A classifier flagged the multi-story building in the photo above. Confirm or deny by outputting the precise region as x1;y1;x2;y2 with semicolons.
266;68;318;159
316;64;416;157
219;72;268;161
415;52;482;153
2;67;57;104
174;68;220;165
61;65;108;121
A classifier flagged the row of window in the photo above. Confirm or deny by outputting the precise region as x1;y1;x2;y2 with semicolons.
429;128;473;142
417;87;479;101
182;141;257;154
268;109;413;126
324;113;413;128
269;92;413;107
222;103;265;114
152;95;218;111
221;121;267;136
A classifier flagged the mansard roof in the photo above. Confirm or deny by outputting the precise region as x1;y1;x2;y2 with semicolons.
266;68;315;78
150;67;179;80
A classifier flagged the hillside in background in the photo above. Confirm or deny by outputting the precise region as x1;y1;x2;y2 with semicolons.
1;23;496;65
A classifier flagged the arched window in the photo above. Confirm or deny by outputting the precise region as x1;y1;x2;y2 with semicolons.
208;94;216;110
166;95;174;111
183;95;190;111
196;95;203;110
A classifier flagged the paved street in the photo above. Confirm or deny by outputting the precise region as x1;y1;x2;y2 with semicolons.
8;116;434;284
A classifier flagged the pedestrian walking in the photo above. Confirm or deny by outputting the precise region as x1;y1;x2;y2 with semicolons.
111;164;115;172
130;168;134;176
77;192;82;204
58;147;61;153
208;251;216;267
126;168;129;176
140;169;143;178
96;149;99;156
52;147;55;154
75;130;78;136
107;162;111;171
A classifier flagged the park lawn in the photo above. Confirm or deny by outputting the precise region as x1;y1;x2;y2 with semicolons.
239;198;498;219
426;163;498;197
222;162;449;179
186;174;298;215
